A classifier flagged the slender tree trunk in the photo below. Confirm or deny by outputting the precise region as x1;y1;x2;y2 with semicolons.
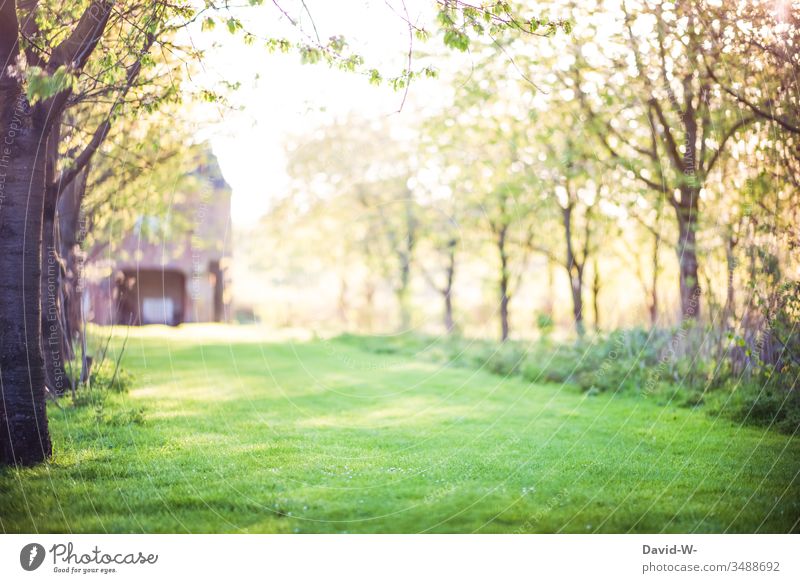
562;205;585;337
395;197;416;331
569;272;585;336
56;167;88;351
499;289;510;342
42;182;71;395
649;228;661;327
497;226;510;342
676;192;701;320
442;239;456;334
444;288;454;334
723;229;737;329
592;259;600;332
0;89;52;465
397;256;411;330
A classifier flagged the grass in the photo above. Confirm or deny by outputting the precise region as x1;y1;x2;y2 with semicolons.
1;324;798;533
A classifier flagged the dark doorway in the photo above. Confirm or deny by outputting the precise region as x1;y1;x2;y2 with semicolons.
115;268;186;326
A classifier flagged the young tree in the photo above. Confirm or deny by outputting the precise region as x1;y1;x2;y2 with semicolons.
571;0;754;321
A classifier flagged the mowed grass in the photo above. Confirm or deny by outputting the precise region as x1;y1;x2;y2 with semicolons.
1;325;798;533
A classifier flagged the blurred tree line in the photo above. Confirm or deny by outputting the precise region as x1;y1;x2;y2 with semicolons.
243;0;799;429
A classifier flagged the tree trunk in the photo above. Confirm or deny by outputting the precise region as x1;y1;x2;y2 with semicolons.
499;290;509;342
649;228;661;327
676;192;701;321
444;288;454;334
562;205;585;337
56;167;88;351
397;257;411;330
498;226;510;342
0;90;52;465
592;259;600;332
443;239;456;334
569;272;585;337
41;123;72;395
723;229;737;329
41;182;72;395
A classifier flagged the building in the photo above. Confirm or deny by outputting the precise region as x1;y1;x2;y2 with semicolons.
85;151;233;326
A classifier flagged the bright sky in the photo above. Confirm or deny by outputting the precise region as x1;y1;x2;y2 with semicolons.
188;0;446;226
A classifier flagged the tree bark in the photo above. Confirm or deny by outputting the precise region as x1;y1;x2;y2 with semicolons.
41;123;72;395
0;87;52;465
676;190;701;320
42;181;72;395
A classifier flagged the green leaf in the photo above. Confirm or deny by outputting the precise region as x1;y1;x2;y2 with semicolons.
226;17;242;34
26;65;75;104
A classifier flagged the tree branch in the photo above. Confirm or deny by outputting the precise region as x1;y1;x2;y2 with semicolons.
706;65;799;135
702;115;754;177
649;97;683;172
49;0;113;71
53;19;158;190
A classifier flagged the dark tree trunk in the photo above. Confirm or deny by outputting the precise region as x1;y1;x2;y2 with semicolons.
499;291;509;342
41;124;72;395
56;168;88;350
42;182;72;395
0;0;113;466
676;191;701;320
0;88;52;465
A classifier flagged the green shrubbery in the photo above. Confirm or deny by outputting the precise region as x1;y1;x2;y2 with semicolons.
339;327;799;434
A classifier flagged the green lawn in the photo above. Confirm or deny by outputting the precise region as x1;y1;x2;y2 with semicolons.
1;325;798;533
